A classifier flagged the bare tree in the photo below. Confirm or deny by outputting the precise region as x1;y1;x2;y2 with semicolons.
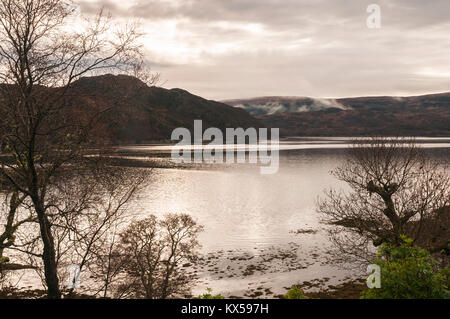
0;0;154;298
61;166;149;297
0;191;29;265
318;137;450;263
86;221;128;298
114;214;204;299
3;161;151;297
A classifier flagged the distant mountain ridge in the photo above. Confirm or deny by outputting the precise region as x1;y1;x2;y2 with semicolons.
4;75;447;141
224;93;450;136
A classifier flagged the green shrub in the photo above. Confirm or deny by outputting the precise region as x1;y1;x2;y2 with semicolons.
283;286;309;299
195;288;225;299
362;237;449;299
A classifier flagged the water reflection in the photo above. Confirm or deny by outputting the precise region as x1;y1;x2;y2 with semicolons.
123;139;449;295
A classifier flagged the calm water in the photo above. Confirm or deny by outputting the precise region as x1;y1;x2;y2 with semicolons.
12;137;450;296
120;137;450;296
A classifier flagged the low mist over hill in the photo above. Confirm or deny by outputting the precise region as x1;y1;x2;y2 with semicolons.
4;75;447;142
224;97;351;116
225;94;450;137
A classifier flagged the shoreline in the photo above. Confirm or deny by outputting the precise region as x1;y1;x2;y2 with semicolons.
0;278;367;299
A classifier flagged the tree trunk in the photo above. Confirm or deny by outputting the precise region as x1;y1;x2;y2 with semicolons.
35;203;61;299
384;198;402;245
367;182;403;245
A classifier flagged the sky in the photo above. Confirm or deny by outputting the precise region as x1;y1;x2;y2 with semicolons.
76;0;450;100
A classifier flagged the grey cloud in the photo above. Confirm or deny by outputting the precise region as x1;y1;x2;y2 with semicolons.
77;0;450;30
75;0;450;100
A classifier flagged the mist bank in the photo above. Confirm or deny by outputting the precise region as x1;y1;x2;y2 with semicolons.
225;93;450;137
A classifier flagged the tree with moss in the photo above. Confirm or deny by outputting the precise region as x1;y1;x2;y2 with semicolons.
318;137;450;263
362;237;449;299
195;288;225;299
283;286;309;299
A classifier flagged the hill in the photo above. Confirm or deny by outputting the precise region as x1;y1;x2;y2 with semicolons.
68;74;262;143
225;93;450;136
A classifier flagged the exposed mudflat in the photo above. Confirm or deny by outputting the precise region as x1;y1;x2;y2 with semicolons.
182;230;362;298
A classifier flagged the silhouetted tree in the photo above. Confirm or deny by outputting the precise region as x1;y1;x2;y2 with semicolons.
318;138;450;263
0;0;153;298
114;214;203;299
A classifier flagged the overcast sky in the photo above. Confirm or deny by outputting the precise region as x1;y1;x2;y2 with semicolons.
76;0;450;100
